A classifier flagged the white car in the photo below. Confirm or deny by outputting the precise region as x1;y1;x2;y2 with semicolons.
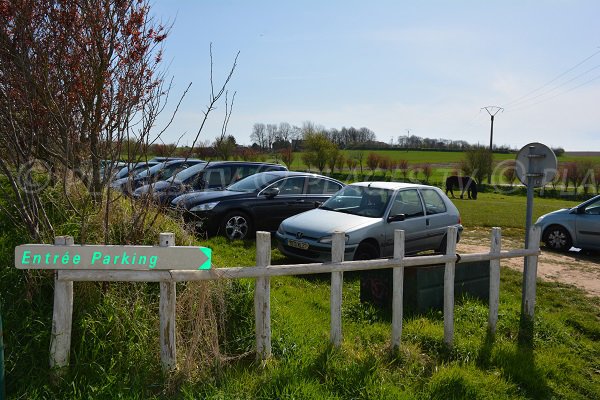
276;182;463;262
536;195;600;252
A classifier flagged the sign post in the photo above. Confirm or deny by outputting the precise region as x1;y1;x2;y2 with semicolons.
15;233;212;372
515;143;557;343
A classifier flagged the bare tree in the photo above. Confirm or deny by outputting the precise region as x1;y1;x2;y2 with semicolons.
250;123;267;150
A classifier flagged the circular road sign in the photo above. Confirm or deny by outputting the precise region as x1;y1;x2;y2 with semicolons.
515;142;558;188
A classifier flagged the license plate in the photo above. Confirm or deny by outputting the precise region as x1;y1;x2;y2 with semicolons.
288;239;309;250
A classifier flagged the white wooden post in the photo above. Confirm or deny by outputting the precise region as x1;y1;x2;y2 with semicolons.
159;233;177;371
391;230;405;350
523;226;541;319
488;227;502;333
330;231;345;347
49;236;74;370
443;226;458;347
255;231;271;360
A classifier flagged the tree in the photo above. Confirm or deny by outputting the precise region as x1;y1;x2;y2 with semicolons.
351;151;365;175
397;159;409;181
366;153;380;175
336;153;346;173
463;147;493;187
422;163;433;183
279;146;294;168
251;123;267;150
213;135;236;160
303;132;337;173
301;152;312;172
501;160;517;186
0;1;237;242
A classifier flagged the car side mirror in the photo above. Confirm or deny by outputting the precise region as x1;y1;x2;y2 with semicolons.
314;201;322;208
262;187;280;198
387;214;406;223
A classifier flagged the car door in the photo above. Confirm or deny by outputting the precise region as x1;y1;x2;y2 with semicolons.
575;197;600;250
383;189;428;255
419;188;453;250
253;177;307;231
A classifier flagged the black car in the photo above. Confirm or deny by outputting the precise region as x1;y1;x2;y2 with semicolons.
113;161;160;180
171;171;345;240
133;161;287;204
110;159;204;194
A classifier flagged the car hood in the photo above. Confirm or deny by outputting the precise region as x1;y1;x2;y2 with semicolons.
280;209;376;237
171;189;248;209
538;208;572;220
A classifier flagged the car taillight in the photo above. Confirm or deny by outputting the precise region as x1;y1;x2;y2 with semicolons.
458;216;462;224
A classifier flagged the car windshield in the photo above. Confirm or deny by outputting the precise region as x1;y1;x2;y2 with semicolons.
135;162;167;178
226;173;281;192
165;162;207;183
320;185;393;218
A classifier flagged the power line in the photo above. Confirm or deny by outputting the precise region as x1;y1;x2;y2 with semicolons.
503;48;600;108
506;63;600;110
481;106;503;184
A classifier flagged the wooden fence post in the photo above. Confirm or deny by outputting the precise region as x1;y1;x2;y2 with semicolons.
443;226;458;347
488;227;502;334
49;236;74;371
391;230;405;351
330;231;345;347
159;233;177;371
255;231;272;360
523;226;541;319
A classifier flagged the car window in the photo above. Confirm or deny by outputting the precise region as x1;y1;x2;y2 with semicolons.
390;189;424;218
268;177;305;195
584;198;600;215
204;168;231;188
420;189;447;215
306;178;342;194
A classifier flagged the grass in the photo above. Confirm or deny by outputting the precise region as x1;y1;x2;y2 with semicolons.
2;172;600;399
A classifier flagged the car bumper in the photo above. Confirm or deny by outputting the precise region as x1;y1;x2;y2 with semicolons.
275;232;359;263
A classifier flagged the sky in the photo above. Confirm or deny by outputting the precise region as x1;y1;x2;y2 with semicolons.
150;0;600;151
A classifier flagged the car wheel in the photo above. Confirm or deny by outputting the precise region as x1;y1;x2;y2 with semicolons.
543;225;572;251
222;211;253;240
355;242;390;307
354;242;379;261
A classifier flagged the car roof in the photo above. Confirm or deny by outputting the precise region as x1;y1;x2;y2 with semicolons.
254;170;338;179
203;161;286;168
349;181;438;190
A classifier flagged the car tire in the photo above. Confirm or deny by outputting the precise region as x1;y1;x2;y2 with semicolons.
543;225;572;251
354;242;379;261
221;211;253;240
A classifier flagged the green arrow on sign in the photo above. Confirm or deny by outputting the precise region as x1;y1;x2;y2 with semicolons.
198;247;212;270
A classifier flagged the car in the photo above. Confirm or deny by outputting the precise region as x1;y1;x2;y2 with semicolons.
275;182;463;262
171;171;345;240
536;194;600;252
133;161;287;205
110;159;204;194
113;161;160;180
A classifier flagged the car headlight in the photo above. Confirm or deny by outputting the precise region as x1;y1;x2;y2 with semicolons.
277;224;285;235
189;201;219;212
318;234;349;244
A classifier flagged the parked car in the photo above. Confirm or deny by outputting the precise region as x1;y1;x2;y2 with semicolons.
133;161;287;205
113;161;160;180
171;171;345;240
536;194;600;252
276;182;463;262
110;159;204;194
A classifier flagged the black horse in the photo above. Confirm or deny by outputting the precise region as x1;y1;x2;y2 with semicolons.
445;176;478;199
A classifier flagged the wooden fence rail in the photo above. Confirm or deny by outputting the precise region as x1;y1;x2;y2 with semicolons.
50;226;541;369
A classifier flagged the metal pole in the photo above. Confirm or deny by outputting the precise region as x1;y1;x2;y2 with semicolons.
489;114;494;152
520;145;536;344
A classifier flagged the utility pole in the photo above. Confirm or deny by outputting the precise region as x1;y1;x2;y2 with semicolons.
481;106;503;183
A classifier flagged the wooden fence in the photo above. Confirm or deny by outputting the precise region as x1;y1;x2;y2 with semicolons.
50;226;541;371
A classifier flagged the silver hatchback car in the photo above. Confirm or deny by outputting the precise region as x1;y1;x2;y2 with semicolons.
536;194;600;252
276;182;463;262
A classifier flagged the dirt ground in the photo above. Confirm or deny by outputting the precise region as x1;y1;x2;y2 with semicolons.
458;231;600;298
